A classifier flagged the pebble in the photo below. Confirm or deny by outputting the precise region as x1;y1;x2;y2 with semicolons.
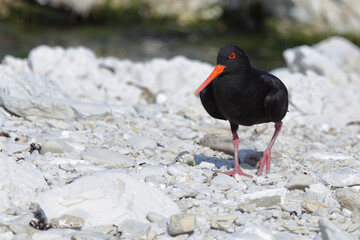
118;219;151;239
40;140;71;154
285;174;317;190
335;188;360;212
237;188;287;209
211;174;238;191
199;133;233;153
169;213;196;236
127;135;157;150
301;199;328;213
146;212;166;227
210;214;238;231
322;168;360;187
139;165;167;177
81;148;135;168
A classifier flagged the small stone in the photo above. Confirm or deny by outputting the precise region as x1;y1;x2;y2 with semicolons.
336;188;360;212
169;213;196;236
119;219;151;239
169;184;198;199
211;174;238;191
198;161;215;169
322;168;360;187
237;188;287;209
281;211;291;220
199;133;233;153
285;174;317;190
139;165;167;177
301;199;328;213
50;214;84;229
319;220;353;240
40;140;70;154
175;128;197;140
127;135;157;150
81;148;135;168
210;214;237;230
237;203;257;213
146;212;166;227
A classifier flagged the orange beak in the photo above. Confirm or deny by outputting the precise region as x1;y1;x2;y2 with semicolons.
194;65;226;95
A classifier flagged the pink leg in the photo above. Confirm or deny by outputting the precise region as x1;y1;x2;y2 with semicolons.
256;121;282;176
221;124;253;178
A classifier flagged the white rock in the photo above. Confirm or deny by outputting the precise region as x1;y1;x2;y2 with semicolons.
285;174;317;190
127;135;157;150
236;188;288;206
211;174;238;191
146;212;166;226
225;224;280;240
305;152;353;161
261;1;360;34
2;143;29;155
319;220;353;240
169;213;196;236
309;183;330;195
118;219;151;239
40;140;72;155
139;165;167;177
1;96;76;120
35;170;179;229
81;148;135;169
0;153;48;213
322;168;360;187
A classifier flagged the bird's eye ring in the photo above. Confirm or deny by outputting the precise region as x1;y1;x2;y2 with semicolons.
229;53;235;59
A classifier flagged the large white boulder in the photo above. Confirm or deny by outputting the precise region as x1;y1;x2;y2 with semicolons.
35;170;179;229
0;153;48;213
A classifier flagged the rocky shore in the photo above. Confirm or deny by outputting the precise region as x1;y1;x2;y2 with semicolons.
0;36;359;239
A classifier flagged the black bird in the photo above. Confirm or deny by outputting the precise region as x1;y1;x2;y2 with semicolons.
195;45;288;178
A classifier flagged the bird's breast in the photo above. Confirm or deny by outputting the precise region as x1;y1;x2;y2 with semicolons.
212;75;269;126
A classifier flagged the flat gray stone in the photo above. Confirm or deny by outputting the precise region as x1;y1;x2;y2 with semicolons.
81;148;135;168
199;133;233;153
285;174;317;190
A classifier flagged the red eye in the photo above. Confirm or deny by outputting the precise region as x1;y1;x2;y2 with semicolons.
229;53;235;59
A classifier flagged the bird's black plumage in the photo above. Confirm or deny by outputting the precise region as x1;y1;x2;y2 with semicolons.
196;45;288;177
200;45;288;127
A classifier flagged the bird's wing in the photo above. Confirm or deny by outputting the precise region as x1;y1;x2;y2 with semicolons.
257;69;289;122
199;82;226;120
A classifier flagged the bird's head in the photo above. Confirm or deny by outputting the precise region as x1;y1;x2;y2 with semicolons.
194;45;251;95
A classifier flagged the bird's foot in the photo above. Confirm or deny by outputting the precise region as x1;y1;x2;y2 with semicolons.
256;150;271;176
220;166;253;178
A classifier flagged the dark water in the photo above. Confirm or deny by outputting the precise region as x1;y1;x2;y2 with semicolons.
0;18;328;71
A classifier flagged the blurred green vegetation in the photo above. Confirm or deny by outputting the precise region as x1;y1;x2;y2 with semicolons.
1;0;359;71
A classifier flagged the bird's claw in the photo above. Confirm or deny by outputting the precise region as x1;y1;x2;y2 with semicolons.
220;166;253;178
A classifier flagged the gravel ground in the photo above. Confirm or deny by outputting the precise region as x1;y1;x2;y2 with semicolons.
0;36;359;240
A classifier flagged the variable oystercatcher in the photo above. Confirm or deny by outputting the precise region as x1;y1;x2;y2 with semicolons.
195;45;288;178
